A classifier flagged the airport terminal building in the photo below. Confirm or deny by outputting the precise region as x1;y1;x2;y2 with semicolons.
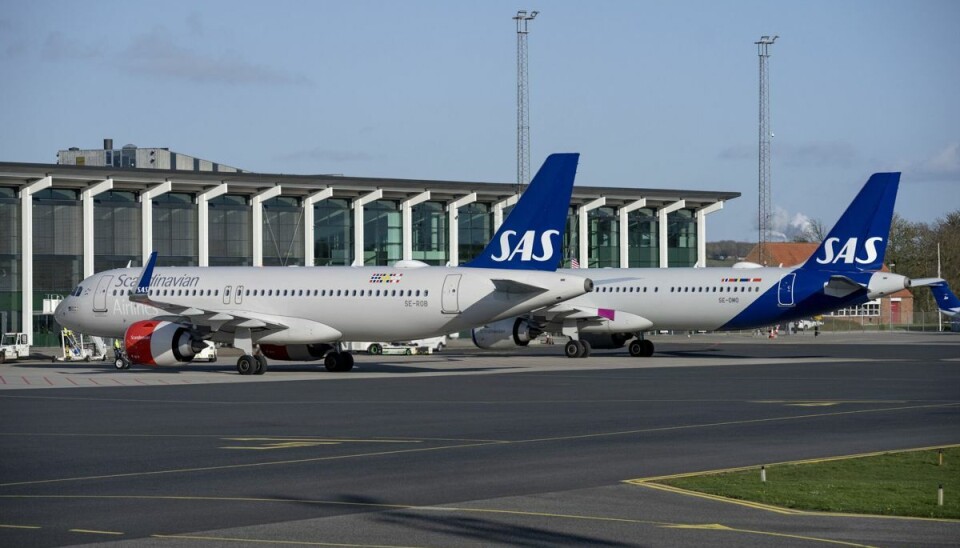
0;144;739;344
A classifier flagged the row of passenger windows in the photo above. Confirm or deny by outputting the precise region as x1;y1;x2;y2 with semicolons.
594;285;759;294
111;288;429;298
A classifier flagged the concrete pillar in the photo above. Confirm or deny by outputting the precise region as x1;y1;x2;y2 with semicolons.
492;194;520;230
578;197;606;269
401;191;431;261
140;181;172;263
20;176;52;345
352;189;383;266
197;183;228;267
617;198;647;268
251;186;282;267
695;201;724;267
81;178;113;277
303;188;333;266
657;200;686;268
446;192;477;266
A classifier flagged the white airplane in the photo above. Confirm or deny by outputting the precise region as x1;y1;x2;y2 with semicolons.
55;154;593;374
930;281;960;319
473;172;943;357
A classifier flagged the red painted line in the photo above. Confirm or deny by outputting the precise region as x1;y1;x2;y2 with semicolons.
89;378;100;385
134;379;148;385
44;377;53;386
112;379;124;385
21;377;30;385
0;376;6;385
157;379;170;385
66;377;79;386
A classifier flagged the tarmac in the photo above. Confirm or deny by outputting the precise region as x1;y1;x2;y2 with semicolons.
0;331;958;547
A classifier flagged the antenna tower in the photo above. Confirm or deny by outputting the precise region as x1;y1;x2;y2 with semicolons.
514;10;538;192
756;35;777;264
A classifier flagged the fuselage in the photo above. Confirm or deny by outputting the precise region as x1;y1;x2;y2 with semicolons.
557;265;908;331
56;265;590;344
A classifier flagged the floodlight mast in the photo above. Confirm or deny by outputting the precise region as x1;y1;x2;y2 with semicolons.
756;34;778;264
514;10;538;192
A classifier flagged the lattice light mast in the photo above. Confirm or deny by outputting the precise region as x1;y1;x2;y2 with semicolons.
756;34;777;264
514;10;538;191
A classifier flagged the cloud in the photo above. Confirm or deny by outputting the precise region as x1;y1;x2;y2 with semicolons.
911;142;960;182
119;27;312;86
275;147;379;164
761;206;813;242
41;31;104;62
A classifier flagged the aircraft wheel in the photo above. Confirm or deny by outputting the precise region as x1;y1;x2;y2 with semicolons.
341;351;355;371
642;339;655;357
324;352;341;372
237;355;256;375
564;340;583;358
254;355;268;375
114;357;127;370
628;340;644;357
579;339;592;358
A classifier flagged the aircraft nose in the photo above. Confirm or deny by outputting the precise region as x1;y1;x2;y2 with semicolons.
54;297;73;326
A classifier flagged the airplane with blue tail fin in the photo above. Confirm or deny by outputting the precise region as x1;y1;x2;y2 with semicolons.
930;282;960;319
473;172;944;357
55;154;594;374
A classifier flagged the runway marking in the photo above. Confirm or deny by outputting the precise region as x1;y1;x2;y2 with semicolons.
0;523;41;529
220;438;421;451
152;533;424;547
0;494;879;547
627;442;960;523
2;403;957;488
69;528;123;535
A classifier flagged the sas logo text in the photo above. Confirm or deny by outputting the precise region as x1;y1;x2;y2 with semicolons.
816;237;884;265
490;230;560;263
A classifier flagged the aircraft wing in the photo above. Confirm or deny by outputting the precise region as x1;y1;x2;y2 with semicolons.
489;278;548;294
530;303;653;331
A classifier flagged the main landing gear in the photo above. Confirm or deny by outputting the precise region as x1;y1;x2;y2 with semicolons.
324;350;354;372
237;354;268;375
564;338;592;358
628;338;654;357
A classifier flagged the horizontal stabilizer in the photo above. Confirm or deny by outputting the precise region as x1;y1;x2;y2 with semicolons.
824;275;866;298
909;277;945;288
490;278;547;294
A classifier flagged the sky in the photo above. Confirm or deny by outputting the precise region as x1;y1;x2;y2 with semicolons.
1;0;958;241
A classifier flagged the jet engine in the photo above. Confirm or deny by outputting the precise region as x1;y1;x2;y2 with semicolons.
472;317;541;349
259;343;333;362
124;320;207;366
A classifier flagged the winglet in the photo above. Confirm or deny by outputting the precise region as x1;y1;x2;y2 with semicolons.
133;251;158;299
802;172;900;272
465;153;579;271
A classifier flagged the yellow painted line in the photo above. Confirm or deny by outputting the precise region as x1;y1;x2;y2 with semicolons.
660;523;879;548
152;534;424;547
639;482;798;514
69;528;124;535
222;441;342;450
0;524;41;529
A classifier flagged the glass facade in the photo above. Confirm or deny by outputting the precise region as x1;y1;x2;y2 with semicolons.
363;200;401;266
208;194;251;266
33;188;82;345
0;188;20;336
94;191;141;271
262;196;304;267
588;206;619;268
457;202;492;265
628;208;658;267
313;198;353;266
411;201;447;265
667;209;697;267
563;207;578;267
153;193;197;267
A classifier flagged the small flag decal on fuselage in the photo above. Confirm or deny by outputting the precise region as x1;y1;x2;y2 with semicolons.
720;278;762;283
370;273;404;284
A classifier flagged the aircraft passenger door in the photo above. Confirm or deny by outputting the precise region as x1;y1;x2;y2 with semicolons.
441;274;462;314
236;285;244;305
223;285;232;305
777;273;796;307
93;275;113;313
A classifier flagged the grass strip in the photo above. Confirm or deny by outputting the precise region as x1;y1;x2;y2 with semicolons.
659;447;960;519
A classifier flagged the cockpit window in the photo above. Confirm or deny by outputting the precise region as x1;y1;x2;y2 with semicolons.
72;286;83;297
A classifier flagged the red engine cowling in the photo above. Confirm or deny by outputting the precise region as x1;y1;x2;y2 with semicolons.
259;344;333;362
124;320;204;366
